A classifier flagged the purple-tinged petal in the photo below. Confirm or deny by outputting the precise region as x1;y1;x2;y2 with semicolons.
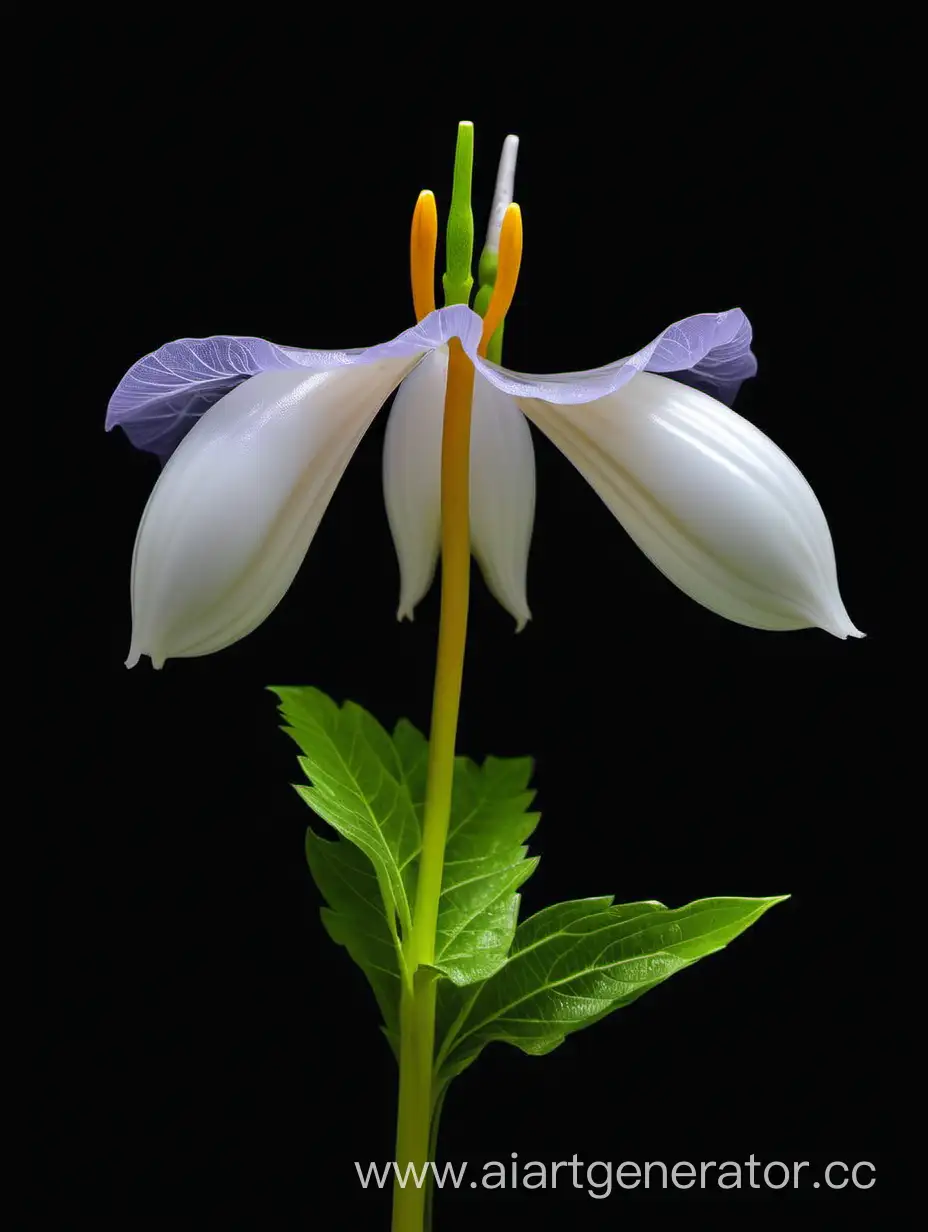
106;305;755;461
106;306;482;460
643;309;757;405
470;309;757;406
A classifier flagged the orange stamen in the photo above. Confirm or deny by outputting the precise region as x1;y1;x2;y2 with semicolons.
478;203;522;357
410;189;437;322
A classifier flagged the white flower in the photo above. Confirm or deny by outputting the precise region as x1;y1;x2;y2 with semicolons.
109;304;860;668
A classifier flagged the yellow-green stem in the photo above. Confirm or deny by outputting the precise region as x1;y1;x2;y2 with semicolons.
392;339;475;1232
392;974;437;1231
413;340;475;966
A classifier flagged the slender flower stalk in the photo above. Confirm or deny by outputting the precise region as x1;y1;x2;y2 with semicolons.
392;123;522;1232
392;341;473;1231
412;338;476;970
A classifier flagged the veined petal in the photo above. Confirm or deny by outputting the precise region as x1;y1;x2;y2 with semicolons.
646;310;756;404
520;372;862;639
382;355;535;626
106;305;484;460
471;309;756;406
107;306;754;462
127;358;414;667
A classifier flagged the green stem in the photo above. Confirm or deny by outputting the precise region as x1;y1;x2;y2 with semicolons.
392;973;438;1231
391;337;476;1232
424;1084;449;1232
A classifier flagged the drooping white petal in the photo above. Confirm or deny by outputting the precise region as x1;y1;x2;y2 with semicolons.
470;372;535;630
382;350;446;620
520;372;862;639
383;353;535;626
127;359;414;667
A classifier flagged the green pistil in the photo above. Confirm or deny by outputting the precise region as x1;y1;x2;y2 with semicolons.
441;122;475;308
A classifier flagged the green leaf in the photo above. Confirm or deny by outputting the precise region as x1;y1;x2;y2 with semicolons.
305;828;403;1037
436;895;787;1083
273;688;541;1038
272;687;422;945
433;752;540;985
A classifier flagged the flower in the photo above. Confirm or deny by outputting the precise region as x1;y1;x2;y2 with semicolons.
107;129;860;668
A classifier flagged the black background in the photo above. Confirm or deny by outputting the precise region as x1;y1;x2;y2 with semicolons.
36;13;904;1228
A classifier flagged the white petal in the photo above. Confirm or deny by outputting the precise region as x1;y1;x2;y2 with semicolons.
128;359;414;667
470;373;535;629
382;351;446;620
520;372;862;639
383;355;535;627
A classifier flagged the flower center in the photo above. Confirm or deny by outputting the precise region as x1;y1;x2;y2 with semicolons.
408;122;523;361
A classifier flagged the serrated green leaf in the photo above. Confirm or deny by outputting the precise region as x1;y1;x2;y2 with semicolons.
273;687;421;944
305;829;403;1036
323;708;541;987
436;895;787;1082
273;688;542;1036
395;728;541;986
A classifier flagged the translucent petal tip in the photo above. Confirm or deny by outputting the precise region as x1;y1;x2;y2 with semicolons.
813;594;865;641
822;618;866;640
125;640;165;669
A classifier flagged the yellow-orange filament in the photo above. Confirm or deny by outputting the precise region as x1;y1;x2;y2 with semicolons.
479;203;522;356
410;189;437;322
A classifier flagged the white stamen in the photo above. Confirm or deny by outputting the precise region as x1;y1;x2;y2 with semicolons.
484;135;519;255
